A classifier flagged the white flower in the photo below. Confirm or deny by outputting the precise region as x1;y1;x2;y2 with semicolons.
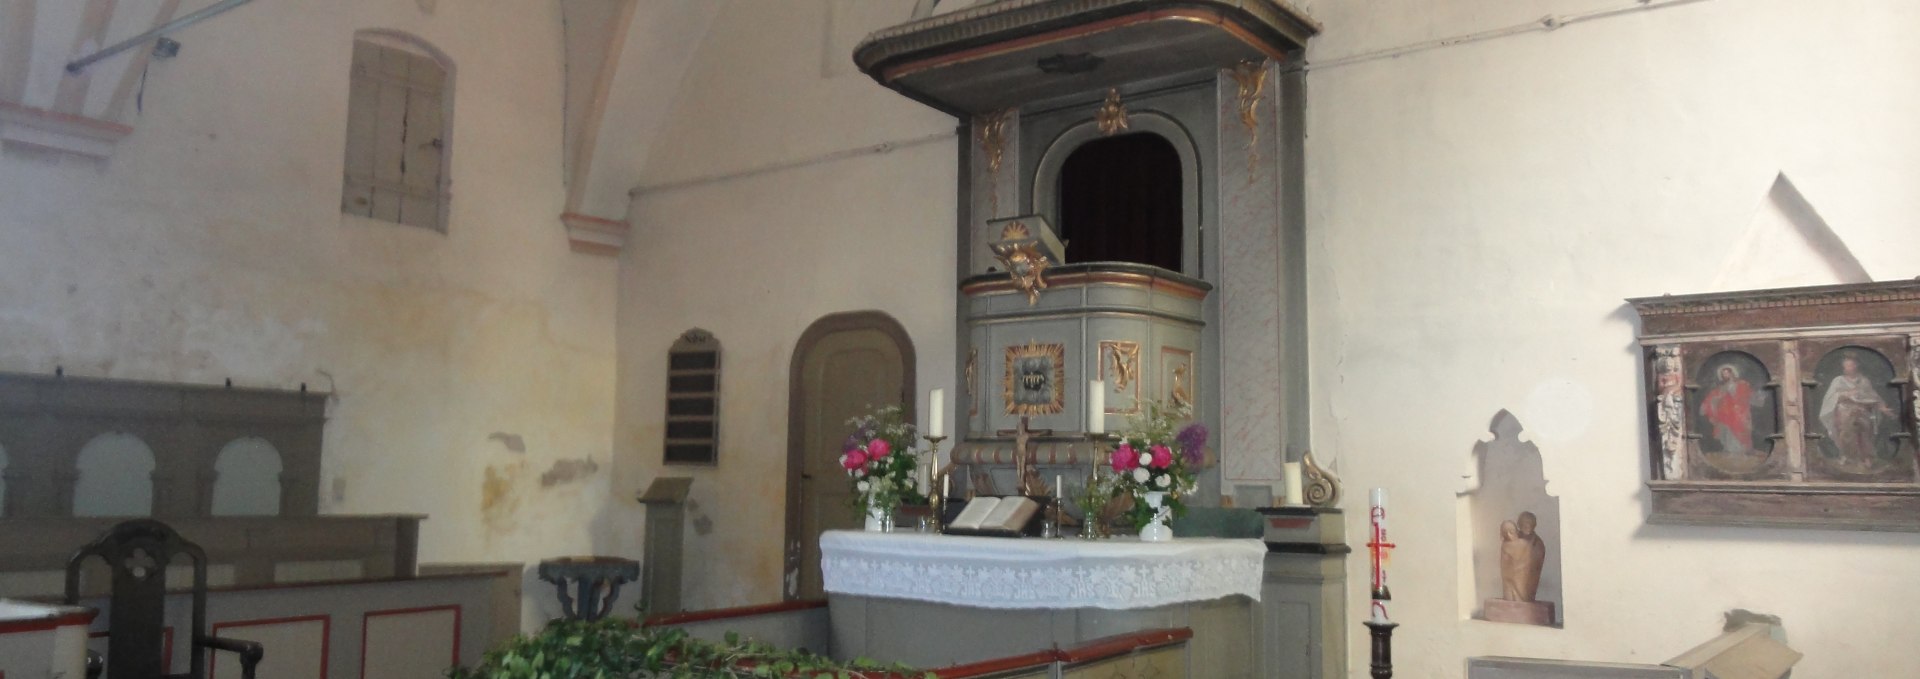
1137;452;1153;466
1132;468;1150;483
1155;474;1170;488
857;480;871;492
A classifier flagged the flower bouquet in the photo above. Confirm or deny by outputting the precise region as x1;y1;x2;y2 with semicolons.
1105;401;1206;541
840;405;928;531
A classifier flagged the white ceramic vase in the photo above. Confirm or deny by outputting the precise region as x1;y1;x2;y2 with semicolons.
1139;491;1173;542
864;505;892;533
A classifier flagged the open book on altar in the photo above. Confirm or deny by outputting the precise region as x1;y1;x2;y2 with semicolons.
944;496;1048;537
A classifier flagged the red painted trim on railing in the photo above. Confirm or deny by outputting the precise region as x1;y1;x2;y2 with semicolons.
0;608;96;634
642;599;828;627
211;614;330;679
931;650;1062;678
361;604;462;679
1055;627;1193;664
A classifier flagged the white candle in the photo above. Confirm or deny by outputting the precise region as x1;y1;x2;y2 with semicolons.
928;388;946;438
1087;380;1106;434
1282;462;1304;505
1369;487;1391;623
942;474;951;498
1055;474;1063;496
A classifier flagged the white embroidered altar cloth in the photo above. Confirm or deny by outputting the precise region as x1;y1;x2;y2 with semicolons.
818;530;1265;610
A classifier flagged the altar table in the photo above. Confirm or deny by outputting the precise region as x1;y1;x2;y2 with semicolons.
819;531;1266;675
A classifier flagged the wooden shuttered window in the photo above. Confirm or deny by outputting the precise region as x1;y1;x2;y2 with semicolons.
342;36;449;232
665;330;721;465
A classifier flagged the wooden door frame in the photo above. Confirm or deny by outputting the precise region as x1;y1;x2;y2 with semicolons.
783;311;916;601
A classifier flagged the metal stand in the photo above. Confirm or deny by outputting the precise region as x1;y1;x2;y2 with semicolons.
923;435;947;533
1364;620;1397;679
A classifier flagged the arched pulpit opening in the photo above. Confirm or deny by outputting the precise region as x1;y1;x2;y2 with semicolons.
1055;132;1183;272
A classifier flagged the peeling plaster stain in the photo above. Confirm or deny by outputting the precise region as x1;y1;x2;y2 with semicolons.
539;457;600;487
691;513;714;536
489;432;526;453
482;462;525;532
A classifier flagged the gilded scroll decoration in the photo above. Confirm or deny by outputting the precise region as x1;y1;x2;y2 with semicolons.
1003;342;1067;416
1652;345;1686;479
1095;88;1129;136
1229;59;1268;174
990;222;1051;305
1300;450;1342;508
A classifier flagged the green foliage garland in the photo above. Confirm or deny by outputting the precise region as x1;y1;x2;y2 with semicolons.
448;618;935;679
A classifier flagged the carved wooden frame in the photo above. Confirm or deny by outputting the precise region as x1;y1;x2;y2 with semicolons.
1630;281;1920;531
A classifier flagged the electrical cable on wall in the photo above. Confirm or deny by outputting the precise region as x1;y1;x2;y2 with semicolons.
1287;0;1716;74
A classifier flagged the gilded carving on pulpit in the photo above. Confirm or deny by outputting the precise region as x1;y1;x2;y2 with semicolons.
1809;348;1901;474
1003;342;1066;415
975;108;1013;213
990;222;1051;305
1099;340;1142;415
1161;348;1194;411
1229;59;1267;173
1095;88;1129;136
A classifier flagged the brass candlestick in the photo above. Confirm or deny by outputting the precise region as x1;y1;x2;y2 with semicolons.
924;435;948;533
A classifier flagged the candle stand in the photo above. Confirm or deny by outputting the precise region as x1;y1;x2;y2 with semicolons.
1364;619;1397;679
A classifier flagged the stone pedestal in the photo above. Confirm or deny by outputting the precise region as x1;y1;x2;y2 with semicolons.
1483;599;1555;626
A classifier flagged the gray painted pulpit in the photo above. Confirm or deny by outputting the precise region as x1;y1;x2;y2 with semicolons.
637;476;692;617
847;1;1335;677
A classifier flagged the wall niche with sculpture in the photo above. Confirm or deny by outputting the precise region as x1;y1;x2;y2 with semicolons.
1630;279;1920;530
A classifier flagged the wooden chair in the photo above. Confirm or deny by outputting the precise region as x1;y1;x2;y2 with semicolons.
65;519;263;679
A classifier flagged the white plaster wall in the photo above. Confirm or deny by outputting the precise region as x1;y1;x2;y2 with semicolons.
0;0;618;629
616;0;958;610
1302;0;1920;675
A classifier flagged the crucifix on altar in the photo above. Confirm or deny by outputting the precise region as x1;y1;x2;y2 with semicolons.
995;416;1052;497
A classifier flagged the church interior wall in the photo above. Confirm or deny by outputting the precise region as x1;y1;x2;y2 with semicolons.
1300;0;1920;675
4;0;1918;672
614;0;959;612
0;0;618;629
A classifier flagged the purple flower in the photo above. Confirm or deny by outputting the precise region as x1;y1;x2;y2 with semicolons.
1176;423;1209;465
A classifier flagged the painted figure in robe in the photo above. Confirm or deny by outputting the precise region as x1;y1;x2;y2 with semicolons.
1699;365;1760;454
1819;352;1895;465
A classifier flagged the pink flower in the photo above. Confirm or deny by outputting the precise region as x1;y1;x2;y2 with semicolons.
1149;444;1173;469
1110;443;1137;472
842;450;868;470
868;439;892;458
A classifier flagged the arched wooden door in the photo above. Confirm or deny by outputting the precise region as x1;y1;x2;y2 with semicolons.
785;312;914;600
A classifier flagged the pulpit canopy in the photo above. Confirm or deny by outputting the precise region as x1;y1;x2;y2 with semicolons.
853;0;1321;115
